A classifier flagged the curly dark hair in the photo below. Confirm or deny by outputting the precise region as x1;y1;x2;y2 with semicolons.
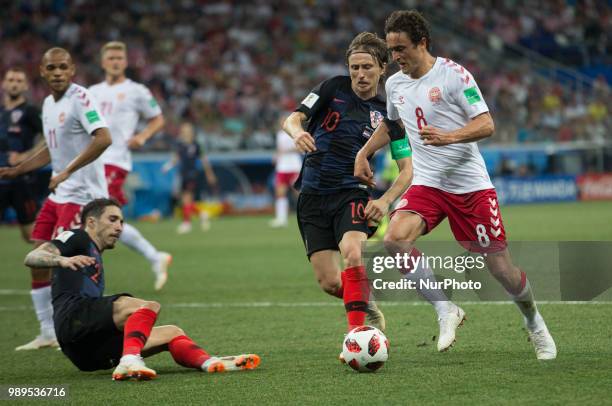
384;10;432;51
345;32;388;68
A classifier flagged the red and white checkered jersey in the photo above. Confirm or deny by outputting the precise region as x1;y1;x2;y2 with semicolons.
42;83;108;205
89;79;162;171
386;57;493;193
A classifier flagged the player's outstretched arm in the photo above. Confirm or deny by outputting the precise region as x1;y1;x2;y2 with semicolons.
420;112;494;146
24;242;95;270
49;127;112;191
365;157;413;222
283;112;316;153
128;114;165;149
0;143;51;179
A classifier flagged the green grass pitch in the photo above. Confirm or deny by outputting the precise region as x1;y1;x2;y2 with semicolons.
1;201;611;404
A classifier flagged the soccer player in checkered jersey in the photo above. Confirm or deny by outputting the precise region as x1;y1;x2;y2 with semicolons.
355;10;556;360
0;48;112;350
89;41;171;291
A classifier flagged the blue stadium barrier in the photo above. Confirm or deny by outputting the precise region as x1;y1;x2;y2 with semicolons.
493;175;578;205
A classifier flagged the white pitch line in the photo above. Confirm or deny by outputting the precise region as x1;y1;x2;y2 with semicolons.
0;289;30;295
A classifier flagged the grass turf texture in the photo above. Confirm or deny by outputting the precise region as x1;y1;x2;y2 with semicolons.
1;201;611;404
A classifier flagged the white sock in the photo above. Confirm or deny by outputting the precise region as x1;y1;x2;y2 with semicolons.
31;286;55;339
403;259;452;317
275;197;288;222
120;223;159;265
509;277;541;330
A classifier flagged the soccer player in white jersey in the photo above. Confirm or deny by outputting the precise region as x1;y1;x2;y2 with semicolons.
269;118;302;228
355;10;556;360
0;48;112;350
89;41;171;291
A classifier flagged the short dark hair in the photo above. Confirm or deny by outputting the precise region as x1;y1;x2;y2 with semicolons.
81;198;121;225
345;32;388;68
384;10;432;51
3;67;27;78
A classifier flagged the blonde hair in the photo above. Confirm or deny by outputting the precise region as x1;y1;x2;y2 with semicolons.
101;41;127;57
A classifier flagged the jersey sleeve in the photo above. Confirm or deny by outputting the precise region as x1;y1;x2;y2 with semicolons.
385;78;400;121
136;84;163;119
73;88;108;135
448;69;489;119
51;229;90;257
295;77;338;119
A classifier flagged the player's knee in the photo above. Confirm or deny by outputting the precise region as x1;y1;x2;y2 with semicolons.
143;300;161;313
342;245;362;267
169;325;185;338
318;277;341;295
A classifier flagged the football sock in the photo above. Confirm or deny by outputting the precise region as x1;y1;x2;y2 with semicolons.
401;248;452;317
30;283;55;339
508;272;541;330
168;335;211;369
343;265;369;330
182;203;194;222
120;223;159;265
275;197;289;223
122;308;158;356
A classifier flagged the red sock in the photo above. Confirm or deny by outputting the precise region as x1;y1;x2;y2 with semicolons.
168;335;210;369
182;203;193;222
122;308;157;356
343;265;369;331
330;272;345;299
31;280;51;289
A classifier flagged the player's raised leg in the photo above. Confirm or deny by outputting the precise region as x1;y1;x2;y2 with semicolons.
485;250;557;360
383;210;466;352
118;223;172;291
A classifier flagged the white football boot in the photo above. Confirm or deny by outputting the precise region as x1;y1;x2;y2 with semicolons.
15;335;59;351
437;304;466;352
153;252;172;291
202;354;261;373
526;314;557;360
112;355;157;381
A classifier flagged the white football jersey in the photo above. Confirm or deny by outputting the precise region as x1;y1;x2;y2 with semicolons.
89;79;162;171
42;83;109;205
276;130;302;173
386;57;493;193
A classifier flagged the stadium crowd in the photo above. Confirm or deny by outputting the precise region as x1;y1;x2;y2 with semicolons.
1;0;609;150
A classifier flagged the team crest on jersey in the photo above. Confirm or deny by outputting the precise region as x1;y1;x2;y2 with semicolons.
118;93;126;101
429;87;442;104
370;110;383;129
59;112;66;124
10;110;23;123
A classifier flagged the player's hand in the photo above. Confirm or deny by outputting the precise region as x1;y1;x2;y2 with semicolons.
58;255;96;271
293;131;316;153
8;152;24;166
354;152;376;187
128;134;147;150
420;126;454;146
49;171;70;192
0;166;20;179
365;198;390;222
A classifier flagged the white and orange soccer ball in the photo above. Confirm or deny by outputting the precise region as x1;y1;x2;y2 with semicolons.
342;326;389;372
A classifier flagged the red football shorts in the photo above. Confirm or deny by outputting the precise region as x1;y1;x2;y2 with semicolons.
275;171;299;188
31;198;83;242
105;164;128;206
391;185;507;253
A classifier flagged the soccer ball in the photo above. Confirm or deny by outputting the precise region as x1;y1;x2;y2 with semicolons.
342;326;389;372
